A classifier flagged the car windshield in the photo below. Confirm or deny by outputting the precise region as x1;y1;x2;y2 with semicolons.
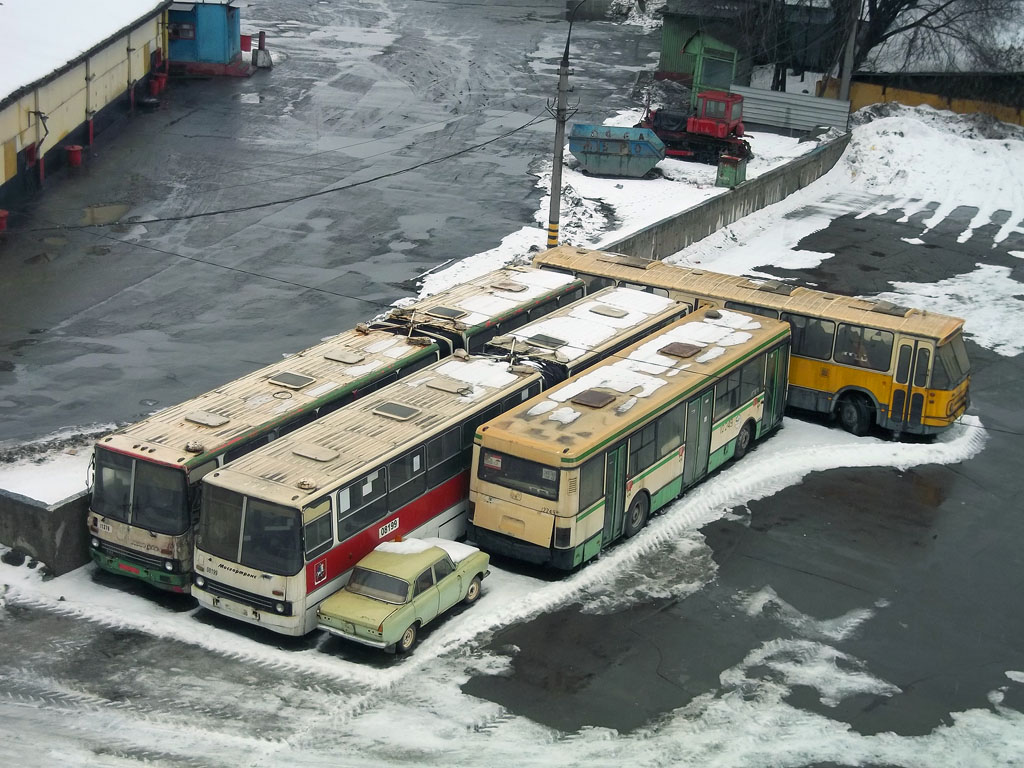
92;448;189;533
346;567;409;604
198;485;303;576
478;449;560;501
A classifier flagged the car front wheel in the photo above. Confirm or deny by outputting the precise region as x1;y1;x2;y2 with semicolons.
397;623;418;654
464;576;482;605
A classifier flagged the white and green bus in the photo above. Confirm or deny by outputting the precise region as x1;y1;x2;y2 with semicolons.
468;307;791;570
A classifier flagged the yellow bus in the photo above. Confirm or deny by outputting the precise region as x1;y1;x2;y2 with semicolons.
532;246;970;437
469;307;791;569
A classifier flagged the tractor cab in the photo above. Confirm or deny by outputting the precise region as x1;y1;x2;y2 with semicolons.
687;91;745;140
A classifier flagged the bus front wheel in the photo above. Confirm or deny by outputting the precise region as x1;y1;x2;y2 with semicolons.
838;395;872;436
624;493;649;538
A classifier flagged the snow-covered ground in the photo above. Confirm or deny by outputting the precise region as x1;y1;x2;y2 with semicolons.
2;99;1023;766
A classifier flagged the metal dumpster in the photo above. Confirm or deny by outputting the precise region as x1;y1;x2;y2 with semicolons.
568;124;665;178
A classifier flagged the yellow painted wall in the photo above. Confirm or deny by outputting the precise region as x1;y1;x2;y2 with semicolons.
819;77;1024;127
1;14;163;186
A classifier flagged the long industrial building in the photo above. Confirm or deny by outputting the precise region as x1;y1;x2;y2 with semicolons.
0;0;172;209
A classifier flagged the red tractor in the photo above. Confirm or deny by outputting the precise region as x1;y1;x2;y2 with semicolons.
638;90;751;165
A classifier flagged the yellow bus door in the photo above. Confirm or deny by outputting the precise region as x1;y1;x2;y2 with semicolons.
890;342;930;432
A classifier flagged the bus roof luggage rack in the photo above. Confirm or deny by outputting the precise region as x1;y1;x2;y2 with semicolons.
184;410;230;428
659;341;703;359
596;252;653;270
870;300;911;317
292;444;339;462
571;389;615;409
756;280;795;296
323;350;365;364
269;372;316;389
426;306;467;320
373;402;420;421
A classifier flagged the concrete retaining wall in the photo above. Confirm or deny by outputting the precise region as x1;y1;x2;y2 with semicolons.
604;133;851;260
0;488;90;576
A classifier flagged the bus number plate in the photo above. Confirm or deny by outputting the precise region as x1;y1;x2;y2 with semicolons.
99;522;112;533
379;518;399;538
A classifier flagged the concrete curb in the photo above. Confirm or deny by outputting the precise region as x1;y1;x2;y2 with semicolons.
604;133;852;260
0;487;91;576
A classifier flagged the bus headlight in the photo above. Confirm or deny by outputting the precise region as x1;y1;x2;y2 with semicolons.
275;602;285;614
91;537;100;548
194;575;205;589
164;561;174;572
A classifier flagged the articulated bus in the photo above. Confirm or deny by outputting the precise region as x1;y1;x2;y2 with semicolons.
469;307;791;570
483;285;691;378
532;246;970;438
191;353;546;635
88;328;444;592
371;266;586;354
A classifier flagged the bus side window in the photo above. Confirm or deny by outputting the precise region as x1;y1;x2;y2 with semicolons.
562;287;585;304
725;301;780;319
388;447;427;510
317;392;355;419
529;299;558;320
303;498;334;561
467;326;500;354
337;469;388;540
656;402;686;456
834;324;894;371
358;371;399;397
427;427;464;487
650;287;669;297
782;313;835;360
714;369;743;421
740;356;767;402
400;350;441;375
578;457;605;511
628;422;657;477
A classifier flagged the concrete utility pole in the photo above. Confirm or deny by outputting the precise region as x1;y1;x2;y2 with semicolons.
839;0;859;101
546;0;588;249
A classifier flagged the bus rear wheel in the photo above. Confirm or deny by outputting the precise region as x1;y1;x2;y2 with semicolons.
838;395;872;436
734;421;754;460
624;493;649;538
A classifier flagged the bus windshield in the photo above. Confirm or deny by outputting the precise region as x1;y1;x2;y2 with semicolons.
346;567;410;604
932;334;971;390
198;484;303;576
92;448;189;534
478;449;560;501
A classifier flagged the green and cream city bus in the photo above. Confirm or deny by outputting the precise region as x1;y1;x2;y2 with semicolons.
468;307;791;570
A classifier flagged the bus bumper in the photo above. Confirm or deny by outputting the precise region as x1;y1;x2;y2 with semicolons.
468;524;576;570
88;547;190;593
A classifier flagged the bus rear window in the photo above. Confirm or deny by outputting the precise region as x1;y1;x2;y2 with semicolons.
478;449;559;501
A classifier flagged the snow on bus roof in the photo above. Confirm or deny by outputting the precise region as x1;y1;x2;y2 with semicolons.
1;1;170;104
503;287;678;361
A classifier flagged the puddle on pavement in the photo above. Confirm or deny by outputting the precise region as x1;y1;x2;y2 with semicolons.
81;203;130;226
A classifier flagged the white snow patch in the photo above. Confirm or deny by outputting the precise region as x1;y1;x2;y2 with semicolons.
1006;671;1024;685
435;359;519;390
526;400;557;416
548;407;581;425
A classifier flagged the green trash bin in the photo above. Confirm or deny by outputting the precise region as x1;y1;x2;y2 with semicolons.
716;155;748;188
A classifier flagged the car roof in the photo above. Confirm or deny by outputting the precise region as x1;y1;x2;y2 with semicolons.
356;544;450;582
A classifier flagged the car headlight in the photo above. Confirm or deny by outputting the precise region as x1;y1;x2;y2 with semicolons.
164;561;174;572
194;575;205;588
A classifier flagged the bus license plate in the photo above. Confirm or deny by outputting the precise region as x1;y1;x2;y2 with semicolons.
99;522;112;533
215;597;252;620
379;518;399;538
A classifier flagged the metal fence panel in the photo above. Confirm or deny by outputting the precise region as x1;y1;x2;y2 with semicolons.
730;85;850;132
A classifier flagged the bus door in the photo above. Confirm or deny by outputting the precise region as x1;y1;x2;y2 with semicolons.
763;346;787;430
602;443;628;544
682;390;714;487
890;341;929;431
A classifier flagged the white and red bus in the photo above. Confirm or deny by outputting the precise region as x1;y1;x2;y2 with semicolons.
191;353;546;635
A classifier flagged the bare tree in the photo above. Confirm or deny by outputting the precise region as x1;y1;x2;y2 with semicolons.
834;0;1024;73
